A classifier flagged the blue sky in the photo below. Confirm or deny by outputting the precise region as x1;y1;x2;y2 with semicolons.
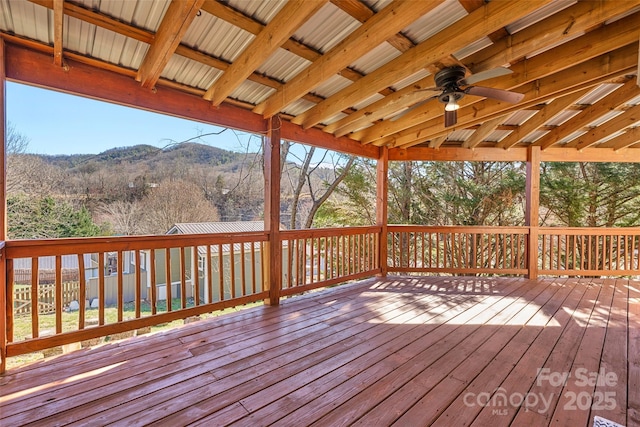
6;82;260;155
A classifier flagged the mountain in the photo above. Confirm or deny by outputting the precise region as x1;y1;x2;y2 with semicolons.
39;143;247;170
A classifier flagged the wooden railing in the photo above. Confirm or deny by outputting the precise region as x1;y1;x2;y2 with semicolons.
3;232;268;358
387;225;530;275
2;224;639;367
538;227;640;276
280;226;381;296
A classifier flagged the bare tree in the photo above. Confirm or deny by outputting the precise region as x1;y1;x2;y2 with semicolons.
139;179;220;234
96;200;144;235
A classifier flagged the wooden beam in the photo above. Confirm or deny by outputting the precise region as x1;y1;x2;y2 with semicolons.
461;115;505;149
330;0;415;52
465;0;638;72
359;12;640;145
201;0;320;63
292;0;552;129
525;146;540;279
328;1;635;141
264;116;281;306
536;78;640;150
0;38;7;374
52;0;64;67
568;104;640;150
598;127;640;151
5;43;378;159
388;146;640;163
376;146;389;276
204;0;327;106
254;0;442;118
136;0;205;89
392;44;638;148
496;89;590;150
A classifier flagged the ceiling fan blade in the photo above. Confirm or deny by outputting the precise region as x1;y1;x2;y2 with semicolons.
466;86;524;103
444;110;457;127
461;67;513;85
390;96;437;121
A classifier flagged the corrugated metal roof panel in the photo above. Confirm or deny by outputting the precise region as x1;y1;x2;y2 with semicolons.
522;130;548;144
362;0;393;12
391;69;431;91
503;110;539;126
403;0;467;44
311;74;353;99
576;83;622;105
230;80;276;106
545;110;581;127
257;49;310;83
560;130;588;144
282;98;316;117
226;0;287;24
185;13;255;63
588;110;624;128
506;1;576;34
352;93;385;111
293;3;359;53
0;0;51;44
486;130;511;143
448;129;475;142
162;55;221;90
169;221;265;234
454;37;493;61
350;42;401;75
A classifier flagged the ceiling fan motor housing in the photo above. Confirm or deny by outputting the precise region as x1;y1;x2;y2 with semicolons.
435;66;467;105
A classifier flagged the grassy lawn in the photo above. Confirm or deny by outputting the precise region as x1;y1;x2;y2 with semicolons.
8;298;262;370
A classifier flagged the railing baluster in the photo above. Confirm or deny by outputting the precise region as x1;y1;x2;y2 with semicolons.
206;245;213;303
30;257;39;339
240;241;246;297
117;251;124;322
193;247;200;305
180;247;187;309
78;254;86;328
98;252;105;325
55;256;62;334
218;244;224;301
134;250;141;318
165;248;172;312
251;241;257;295
150;249;157;315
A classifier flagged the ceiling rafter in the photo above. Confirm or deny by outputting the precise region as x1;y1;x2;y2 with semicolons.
495;89;591;150
389;45;638;149
290;0;552;130
204;0;327;105
254;0;442;118
355;11;640;145
136;0;206;89
598;127;640;151
329;0;415;52
461;115;506;149
465;0;637;72
327;0;634;142
535;77;640;150
565;104;640;150
52;0;63;67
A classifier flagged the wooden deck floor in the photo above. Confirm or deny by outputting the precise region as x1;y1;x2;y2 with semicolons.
1;276;639;427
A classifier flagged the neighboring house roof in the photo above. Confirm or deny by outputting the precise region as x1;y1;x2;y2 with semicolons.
167;221;268;257
13;254;97;271
167;221;265;235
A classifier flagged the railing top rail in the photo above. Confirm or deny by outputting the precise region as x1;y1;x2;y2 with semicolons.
538;227;640;235
387;225;530;233
4;232;269;258
281;226;382;239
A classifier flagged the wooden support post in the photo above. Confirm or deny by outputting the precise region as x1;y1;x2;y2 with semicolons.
377;146;389;276
264;116;282;305
0;38;7;373
525;145;541;279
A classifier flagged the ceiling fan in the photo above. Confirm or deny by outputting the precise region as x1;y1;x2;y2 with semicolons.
394;66;525;127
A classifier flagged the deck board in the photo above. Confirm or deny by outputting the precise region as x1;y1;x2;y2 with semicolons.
0;276;636;427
